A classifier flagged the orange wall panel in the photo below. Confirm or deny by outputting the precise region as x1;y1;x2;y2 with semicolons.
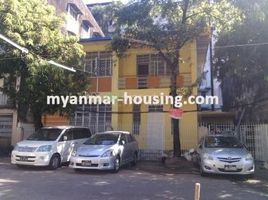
148;76;160;88
125;77;137;89
42;115;70;127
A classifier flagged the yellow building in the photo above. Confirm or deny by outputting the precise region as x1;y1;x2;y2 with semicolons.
43;37;200;154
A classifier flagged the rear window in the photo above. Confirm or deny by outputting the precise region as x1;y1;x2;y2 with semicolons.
27;128;62;141
84;133;119;145
205;136;243;148
73;128;91;139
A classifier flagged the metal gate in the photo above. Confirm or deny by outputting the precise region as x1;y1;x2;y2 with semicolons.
0;115;13;138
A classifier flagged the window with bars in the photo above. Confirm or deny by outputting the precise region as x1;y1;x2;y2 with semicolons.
150;54;171;76
71;104;112;133
137;54;170;76
148;105;163;112
85;52;112;76
132;105;141;135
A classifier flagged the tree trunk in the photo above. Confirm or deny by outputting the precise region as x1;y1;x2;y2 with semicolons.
171;62;181;157
33;111;43;130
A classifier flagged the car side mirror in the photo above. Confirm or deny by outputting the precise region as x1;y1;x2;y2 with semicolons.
63;136;68;141
120;140;126;145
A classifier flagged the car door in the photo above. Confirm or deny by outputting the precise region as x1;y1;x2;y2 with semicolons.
57;129;74;162
126;134;136;161
119;134;130;164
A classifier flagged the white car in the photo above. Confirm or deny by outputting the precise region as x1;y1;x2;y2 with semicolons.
197;135;255;177
69;131;139;172
11;126;91;169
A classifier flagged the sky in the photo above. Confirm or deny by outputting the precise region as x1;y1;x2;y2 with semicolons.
83;0;129;5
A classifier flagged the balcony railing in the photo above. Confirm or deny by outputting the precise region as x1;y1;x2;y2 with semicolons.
118;73;192;89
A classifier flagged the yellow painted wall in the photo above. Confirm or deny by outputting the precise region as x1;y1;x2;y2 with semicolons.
43;39;199;151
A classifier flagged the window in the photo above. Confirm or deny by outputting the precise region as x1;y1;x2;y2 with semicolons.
80;23;90;39
126;134;135;143
66;4;81;35
0;115;12;137
137;54;170;76
120;134;127;144
60;129;74;141
132;105;141;135
69;5;78;20
137;55;149;76
150;54;170;76
73;128;91;140
148;105;163;112
85;52;112;76
71;104;112;133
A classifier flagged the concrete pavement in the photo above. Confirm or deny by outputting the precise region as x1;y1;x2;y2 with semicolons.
0;157;268;200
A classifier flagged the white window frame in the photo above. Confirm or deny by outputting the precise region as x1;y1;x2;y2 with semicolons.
84;51;112;77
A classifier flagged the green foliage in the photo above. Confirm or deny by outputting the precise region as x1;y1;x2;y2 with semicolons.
111;37;129;57
215;0;268;117
0;0;88;128
109;0;242;155
90;1;123;36
112;0;242;63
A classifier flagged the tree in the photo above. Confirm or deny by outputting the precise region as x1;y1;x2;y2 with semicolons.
90;1;124;36
215;0;268;122
0;0;88;129
111;0;241;156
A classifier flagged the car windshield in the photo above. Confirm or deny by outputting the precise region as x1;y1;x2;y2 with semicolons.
27;128;63;141
84;134;119;145
205;136;243;148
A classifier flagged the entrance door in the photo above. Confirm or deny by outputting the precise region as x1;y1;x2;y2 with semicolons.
146;109;164;150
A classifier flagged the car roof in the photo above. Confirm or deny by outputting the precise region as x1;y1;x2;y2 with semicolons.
96;131;130;135
41;126;90;130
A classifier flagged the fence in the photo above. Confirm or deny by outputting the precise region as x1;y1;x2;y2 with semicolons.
199;123;268;163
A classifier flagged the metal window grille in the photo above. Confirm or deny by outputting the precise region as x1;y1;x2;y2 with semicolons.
71;104;112;133
0;115;12;137
132;105;141;135
137;54;170;76
148;105;163;112
85;52;112;76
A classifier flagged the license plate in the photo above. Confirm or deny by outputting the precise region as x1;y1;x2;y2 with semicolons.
224;165;237;171
81;160;92;166
20;156;28;161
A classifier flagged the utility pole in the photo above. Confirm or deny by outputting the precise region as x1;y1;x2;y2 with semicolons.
208;0;215;111
209;28;214;111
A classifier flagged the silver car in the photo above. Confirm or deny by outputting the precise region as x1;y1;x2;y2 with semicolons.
69;131;139;172
197;135;255;177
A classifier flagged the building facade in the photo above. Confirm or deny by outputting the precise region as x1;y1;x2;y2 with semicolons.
43;38;199;153
0;0;103;149
48;0;104;38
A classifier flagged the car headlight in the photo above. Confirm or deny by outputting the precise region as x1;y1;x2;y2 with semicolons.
245;153;253;161
203;153;214;161
36;145;52;152
101;150;114;157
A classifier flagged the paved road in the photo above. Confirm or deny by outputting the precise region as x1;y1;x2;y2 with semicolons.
0;160;268;200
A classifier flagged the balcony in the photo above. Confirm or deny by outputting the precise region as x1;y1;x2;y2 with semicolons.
118;73;192;90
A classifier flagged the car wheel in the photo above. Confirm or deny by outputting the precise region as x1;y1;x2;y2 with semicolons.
49;154;60;170
131;153;138;166
112;156;120;173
